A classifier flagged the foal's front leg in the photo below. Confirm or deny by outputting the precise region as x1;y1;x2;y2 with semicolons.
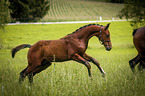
72;53;92;77
83;53;106;77
138;61;145;72
129;54;141;72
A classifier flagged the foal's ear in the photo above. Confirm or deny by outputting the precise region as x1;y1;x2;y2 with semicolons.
105;23;110;30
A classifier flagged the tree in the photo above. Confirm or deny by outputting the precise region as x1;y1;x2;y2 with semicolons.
9;0;50;22
118;0;145;28
0;0;11;30
106;0;124;3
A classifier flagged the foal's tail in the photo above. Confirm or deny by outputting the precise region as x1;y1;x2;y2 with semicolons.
132;29;138;36
11;44;31;58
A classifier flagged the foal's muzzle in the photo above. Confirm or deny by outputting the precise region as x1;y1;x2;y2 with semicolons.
105;45;112;51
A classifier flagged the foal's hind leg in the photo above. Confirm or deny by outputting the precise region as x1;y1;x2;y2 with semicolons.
129;54;141;72
83;53;106;77
19;67;28;83
28;59;52;83
23;60;41;82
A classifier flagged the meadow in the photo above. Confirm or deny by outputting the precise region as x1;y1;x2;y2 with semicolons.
43;0;124;21
0;21;145;96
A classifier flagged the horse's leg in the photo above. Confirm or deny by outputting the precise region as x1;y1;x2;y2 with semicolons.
23;60;41;81
23;64;40;84
28;59;52;83
138;61;144;71
27;73;33;84
142;61;145;69
19;67;28;83
129;54;141;72
72;53;92;77
83;53;106;77
138;58;145;71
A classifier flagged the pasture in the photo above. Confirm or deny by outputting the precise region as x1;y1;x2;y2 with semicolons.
0;21;145;96
43;0;124;21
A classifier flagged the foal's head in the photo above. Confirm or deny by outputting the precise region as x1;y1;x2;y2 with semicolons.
96;23;112;51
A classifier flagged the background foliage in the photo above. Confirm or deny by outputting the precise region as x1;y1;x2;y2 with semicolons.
106;0;124;3
118;0;145;28
9;0;50;22
0;0;11;30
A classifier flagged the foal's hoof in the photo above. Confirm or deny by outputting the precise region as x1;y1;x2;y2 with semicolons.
28;73;33;85
19;76;25;84
89;76;93;80
131;68;135;73
138;64;145;72
138;64;142;71
102;72;106;78
130;65;135;73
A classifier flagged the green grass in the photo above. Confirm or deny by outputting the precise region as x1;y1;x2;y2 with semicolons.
42;0;124;21
1;21;145;96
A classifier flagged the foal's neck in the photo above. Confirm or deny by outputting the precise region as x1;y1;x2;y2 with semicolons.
74;25;101;41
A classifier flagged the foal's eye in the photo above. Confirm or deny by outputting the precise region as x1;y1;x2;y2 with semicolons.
106;34;109;38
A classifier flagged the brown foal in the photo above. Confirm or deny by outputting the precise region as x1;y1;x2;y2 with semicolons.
11;23;112;83
129;26;145;72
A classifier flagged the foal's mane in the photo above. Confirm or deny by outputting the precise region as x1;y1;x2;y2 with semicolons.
67;23;104;35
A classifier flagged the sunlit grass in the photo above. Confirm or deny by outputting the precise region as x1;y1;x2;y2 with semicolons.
0;21;145;96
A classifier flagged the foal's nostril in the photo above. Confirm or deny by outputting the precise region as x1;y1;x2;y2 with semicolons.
106;46;111;51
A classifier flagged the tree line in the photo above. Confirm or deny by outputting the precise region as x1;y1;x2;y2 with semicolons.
0;0;145;29
118;0;145;28
0;0;50;30
106;0;124;3
9;0;49;22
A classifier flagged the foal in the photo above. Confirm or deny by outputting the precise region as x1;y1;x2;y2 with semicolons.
129;26;145;72
12;23;112;83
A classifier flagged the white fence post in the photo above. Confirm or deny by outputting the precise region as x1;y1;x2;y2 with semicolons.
96;16;98;23
100;16;102;21
112;17;114;21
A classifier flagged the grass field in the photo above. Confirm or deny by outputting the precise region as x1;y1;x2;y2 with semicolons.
1;21;145;96
43;0;124;21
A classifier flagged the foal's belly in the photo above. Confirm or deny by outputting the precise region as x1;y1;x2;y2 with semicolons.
43;40;69;62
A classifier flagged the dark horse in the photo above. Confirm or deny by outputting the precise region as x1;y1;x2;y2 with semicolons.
11;23;112;83
129;26;145;72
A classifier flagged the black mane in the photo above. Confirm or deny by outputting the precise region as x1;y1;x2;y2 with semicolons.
67;23;103;35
